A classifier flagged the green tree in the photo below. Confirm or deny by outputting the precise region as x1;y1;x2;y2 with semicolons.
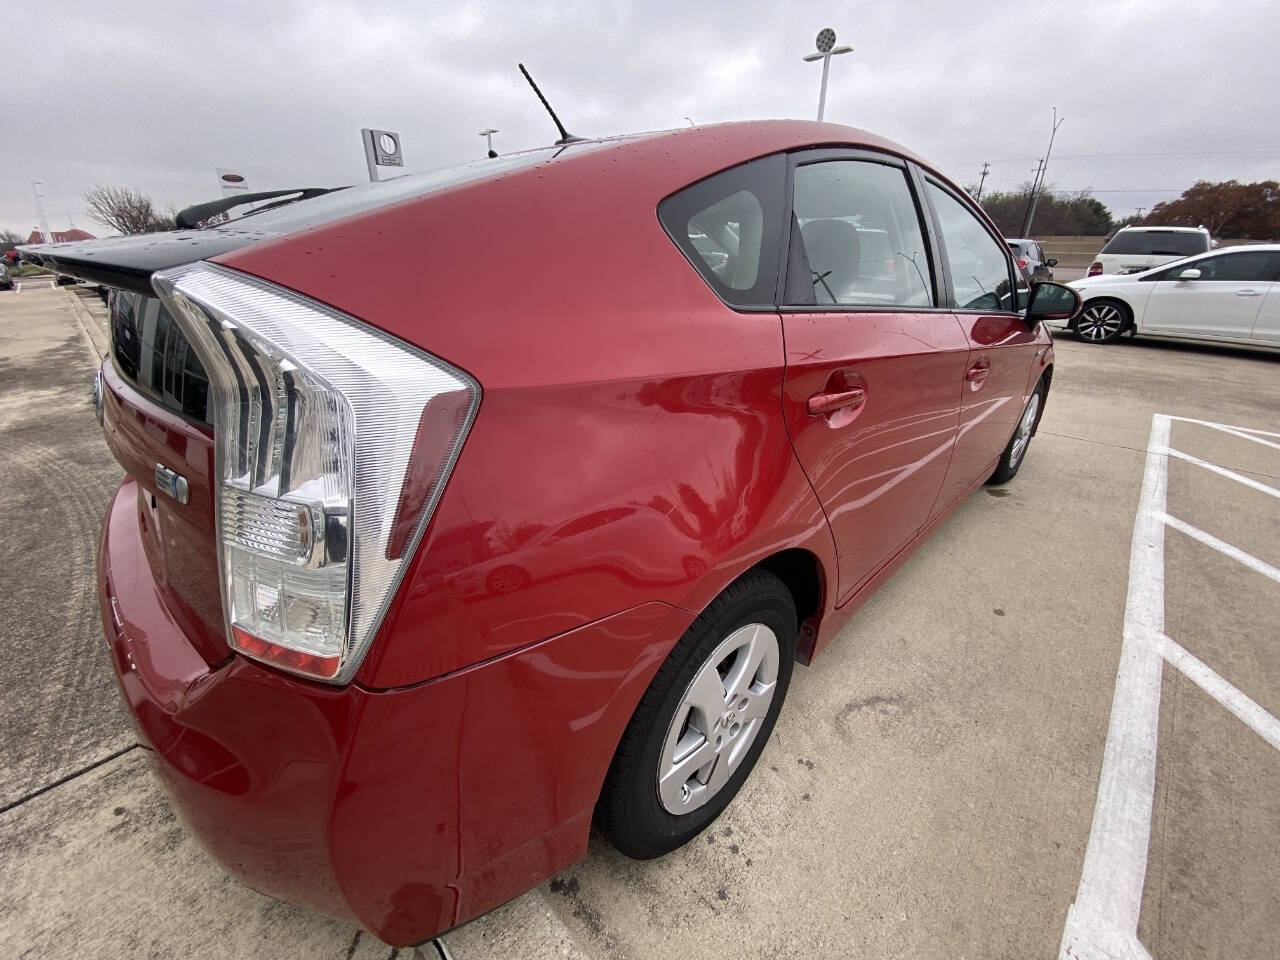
1145;180;1278;239
976;184;1114;236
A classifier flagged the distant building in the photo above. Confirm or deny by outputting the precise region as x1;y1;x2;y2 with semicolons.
26;228;96;244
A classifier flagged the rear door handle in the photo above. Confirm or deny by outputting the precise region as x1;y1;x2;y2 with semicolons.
808;387;866;416
1236;289;1262;297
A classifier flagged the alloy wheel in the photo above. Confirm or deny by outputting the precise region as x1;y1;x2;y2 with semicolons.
656;623;780;815
1010;392;1041;468
1077;303;1124;341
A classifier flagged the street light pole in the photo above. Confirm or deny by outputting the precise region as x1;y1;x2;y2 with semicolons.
478;128;499;158
31;181;53;244
803;28;853;122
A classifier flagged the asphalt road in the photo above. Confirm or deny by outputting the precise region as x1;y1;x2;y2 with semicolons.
1;284;1277;959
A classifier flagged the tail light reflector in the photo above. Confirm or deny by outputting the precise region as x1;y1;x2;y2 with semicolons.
153;262;479;683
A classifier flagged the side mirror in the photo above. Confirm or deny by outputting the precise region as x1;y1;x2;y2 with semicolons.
1178;268;1201;280
1024;281;1081;327
1046;258;1059;267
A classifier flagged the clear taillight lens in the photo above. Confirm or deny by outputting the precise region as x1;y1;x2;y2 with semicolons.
152;262;479;682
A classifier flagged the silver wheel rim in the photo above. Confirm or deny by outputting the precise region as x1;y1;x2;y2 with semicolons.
1077;304;1123;341
657;623;780;815
1010;392;1040;467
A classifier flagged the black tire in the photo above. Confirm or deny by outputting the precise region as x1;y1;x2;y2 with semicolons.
1074;298;1130;343
596;569;796;859
989;379;1046;485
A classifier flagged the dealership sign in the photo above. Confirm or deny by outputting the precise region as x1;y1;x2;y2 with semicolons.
361;128;403;182
217;168;250;196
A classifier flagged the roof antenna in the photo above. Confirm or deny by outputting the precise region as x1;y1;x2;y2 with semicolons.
518;63;583;145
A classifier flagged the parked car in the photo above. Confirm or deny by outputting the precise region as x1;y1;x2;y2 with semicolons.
20;121;1076;948
1006;237;1056;282
1086;225;1212;277
0;262;12;291
1061;244;1280;345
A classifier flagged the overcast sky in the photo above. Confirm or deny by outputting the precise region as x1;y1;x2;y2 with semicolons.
4;0;1279;237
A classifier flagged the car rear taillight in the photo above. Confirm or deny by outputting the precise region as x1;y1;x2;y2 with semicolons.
1087;261;1103;276
153;262;479;683
1017;257;1028;269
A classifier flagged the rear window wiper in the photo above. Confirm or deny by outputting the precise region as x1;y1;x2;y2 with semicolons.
175;187;348;229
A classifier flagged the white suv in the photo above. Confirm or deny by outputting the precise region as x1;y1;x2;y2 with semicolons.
1087;226;1212;277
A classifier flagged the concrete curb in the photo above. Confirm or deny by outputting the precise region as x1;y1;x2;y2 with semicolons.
64;288;109;361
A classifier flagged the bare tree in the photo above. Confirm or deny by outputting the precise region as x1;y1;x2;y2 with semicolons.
83;185;174;235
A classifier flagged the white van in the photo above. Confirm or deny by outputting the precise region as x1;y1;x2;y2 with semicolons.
1087;226;1212;277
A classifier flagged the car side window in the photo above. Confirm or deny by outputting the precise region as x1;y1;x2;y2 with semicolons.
784;159;934;308
1174;250;1280;282
926;182;1015;311
658;154;786;308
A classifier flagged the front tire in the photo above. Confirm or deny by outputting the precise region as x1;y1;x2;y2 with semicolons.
596;569;796;859
1074;299;1129;343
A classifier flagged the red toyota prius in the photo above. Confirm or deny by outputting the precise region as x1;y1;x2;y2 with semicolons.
23;120;1075;947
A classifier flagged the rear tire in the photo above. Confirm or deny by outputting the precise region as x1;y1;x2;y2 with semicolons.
1074;299;1129;343
989;380;1046;485
596;569;796;859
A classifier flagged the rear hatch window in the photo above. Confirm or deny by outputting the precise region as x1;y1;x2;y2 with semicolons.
1101;231;1208;257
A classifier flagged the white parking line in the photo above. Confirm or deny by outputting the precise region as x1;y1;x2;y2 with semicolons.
1059;413;1280;960
1059;415;1168;960
1170;415;1280;441
1155;634;1280;753
1160;447;1280;501
1159;512;1280;584
1170;416;1280;453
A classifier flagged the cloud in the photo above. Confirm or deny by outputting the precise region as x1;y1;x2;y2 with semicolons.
3;0;1278;234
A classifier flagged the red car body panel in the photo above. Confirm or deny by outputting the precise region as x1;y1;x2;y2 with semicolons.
781;308;973;603
89;120;1053;945
102;475;698;942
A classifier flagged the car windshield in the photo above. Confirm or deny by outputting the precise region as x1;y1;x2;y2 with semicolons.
1101;231;1208;256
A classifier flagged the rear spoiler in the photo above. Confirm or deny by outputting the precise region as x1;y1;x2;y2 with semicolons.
19;186;343;296
18;229;271;295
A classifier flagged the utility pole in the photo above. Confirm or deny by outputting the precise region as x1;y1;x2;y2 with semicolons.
1021;107;1064;237
1134;207;1146;223
975;162;990;200
803;28;853;121
31;181;53;243
1020;159;1044;236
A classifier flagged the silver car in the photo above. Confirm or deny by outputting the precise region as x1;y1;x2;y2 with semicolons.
1006;238;1056;282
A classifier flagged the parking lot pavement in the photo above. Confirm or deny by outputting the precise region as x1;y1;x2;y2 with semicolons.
1;292;1277;959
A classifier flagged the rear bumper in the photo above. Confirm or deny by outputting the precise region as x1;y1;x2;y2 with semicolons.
98;477;692;945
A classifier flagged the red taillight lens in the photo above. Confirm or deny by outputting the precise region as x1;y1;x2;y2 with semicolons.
153;262;480;683
1088;261;1104;276
1018;257;1028;269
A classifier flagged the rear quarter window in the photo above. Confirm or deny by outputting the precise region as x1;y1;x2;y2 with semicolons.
658;154;786;308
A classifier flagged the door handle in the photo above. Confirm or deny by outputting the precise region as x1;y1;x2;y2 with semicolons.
965;358;991;390
1235;289;1262;297
808;387;866;416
